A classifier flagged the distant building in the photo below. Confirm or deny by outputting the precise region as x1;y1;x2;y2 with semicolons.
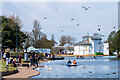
74;33;109;55
52;43;74;54
24;46;51;54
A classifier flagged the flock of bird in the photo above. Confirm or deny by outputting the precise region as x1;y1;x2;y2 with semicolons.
42;6;117;32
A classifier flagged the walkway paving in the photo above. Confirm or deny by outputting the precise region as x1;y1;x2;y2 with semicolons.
3;67;40;78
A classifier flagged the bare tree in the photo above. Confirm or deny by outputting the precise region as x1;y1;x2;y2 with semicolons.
9;15;22;28
32;19;41;42
59;35;67;46
66;36;76;45
59;35;76;46
51;34;57;46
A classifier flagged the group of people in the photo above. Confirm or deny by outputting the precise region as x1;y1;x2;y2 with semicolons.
67;60;77;64
1;50;22;68
76;56;84;59
29;54;40;68
2;51;11;67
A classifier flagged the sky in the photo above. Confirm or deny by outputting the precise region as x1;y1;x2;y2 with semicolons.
1;1;118;44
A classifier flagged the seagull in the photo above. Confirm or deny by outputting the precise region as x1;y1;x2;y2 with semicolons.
98;28;100;31
113;26;115;29
45;66;48;68
81;6;91;10
76;24;79;26
98;25;100;27
44;17;47;19
71;18;74;21
60;29;64;32
56;9;58;12
47;68;53;70
89;71;92;73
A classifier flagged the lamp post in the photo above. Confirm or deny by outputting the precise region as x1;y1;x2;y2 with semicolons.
16;23;18;55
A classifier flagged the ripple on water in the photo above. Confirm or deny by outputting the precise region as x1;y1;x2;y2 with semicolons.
31;56;118;78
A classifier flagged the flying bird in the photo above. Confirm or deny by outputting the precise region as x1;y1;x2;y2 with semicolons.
44;17;47;19
60;29;64;32
71;18;74;21
76;24;79;26
113;26;115;29
81;6;91;10
98;28;100;31
56;9;58;12
98;25;100;27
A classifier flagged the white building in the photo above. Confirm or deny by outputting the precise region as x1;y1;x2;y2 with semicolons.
74;33;109;55
103;41;109;55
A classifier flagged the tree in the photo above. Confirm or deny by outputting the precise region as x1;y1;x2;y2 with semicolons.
32;19;41;42
108;30;120;55
111;30;120;55
1;16;27;50
51;34;57;46
59;35;67;46
66;36;76;45
24;32;34;48
9;15;22;28
108;31;116;54
34;34;54;49
59;35;76;46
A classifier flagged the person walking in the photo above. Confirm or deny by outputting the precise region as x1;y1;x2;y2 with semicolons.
34;54;38;68
30;55;33;67
18;54;22;65
3;52;6;61
2;51;4;58
6;51;10;67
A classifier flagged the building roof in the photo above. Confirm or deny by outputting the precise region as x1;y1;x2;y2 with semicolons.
75;40;91;46
82;35;92;38
27;46;37;51
82;33;102;40
91;33;102;40
104;40;108;43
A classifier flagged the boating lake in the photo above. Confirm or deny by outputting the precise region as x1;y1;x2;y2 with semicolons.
31;56;119;78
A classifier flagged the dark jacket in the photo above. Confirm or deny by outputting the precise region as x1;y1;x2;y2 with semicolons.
6;52;10;58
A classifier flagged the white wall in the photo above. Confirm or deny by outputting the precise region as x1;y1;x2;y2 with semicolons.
74;45;92;55
103;43;109;55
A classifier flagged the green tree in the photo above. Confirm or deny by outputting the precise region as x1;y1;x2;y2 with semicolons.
34;34;54;49
108;31;116;54
108;30;120;55
112;30;120;54
0;16;27;50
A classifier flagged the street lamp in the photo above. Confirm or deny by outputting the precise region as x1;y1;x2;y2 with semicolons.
16;23;18;54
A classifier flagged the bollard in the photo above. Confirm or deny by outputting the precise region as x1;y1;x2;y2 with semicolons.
24;53;28;61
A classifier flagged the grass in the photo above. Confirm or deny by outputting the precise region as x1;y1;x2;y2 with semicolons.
0;59;17;72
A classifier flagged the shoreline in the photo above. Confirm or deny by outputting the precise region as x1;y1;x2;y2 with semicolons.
2;59;50;79
56;55;111;57
2;56;114;79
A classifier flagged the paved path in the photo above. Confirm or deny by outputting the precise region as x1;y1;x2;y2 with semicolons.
2;59;51;79
3;67;40;78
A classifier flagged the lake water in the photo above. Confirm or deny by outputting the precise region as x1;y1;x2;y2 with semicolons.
31;56;119;78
